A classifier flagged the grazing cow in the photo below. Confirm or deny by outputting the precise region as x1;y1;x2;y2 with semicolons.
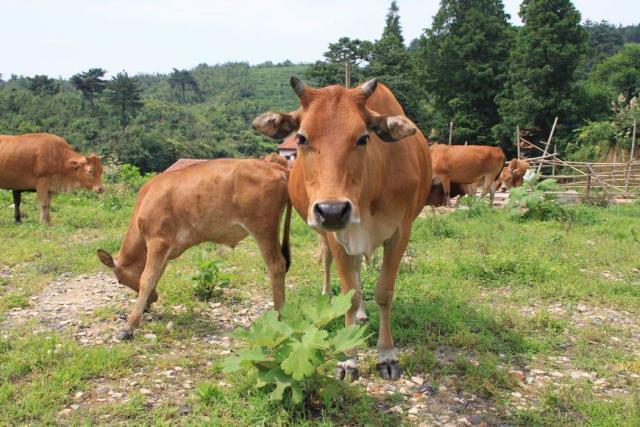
253;77;431;381
426;180;469;207
97;158;292;340
498;159;530;190
0;133;104;224
430;144;505;206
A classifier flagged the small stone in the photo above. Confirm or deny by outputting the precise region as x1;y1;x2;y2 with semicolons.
509;370;525;383
166;321;174;331
144;333;157;340
511;392;522;398
70;404;80;410
469;415;482;425
458;417;472;426
140;388;152;395
58;408;72;416
550;371;564;378
388;405;403;414
178;405;191;416
408;407;420;415
74;391;84;399
411;375;424;385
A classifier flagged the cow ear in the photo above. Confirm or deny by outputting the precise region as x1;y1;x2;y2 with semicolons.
367;111;417;142
97;249;115;268
252;111;300;140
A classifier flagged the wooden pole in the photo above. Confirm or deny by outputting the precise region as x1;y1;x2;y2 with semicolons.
624;118;637;194
448;121;454;146
464;140;468;146
552;145;557;177
516;126;521;160
612;148;617;189
586;166;592;198
537;117;558;174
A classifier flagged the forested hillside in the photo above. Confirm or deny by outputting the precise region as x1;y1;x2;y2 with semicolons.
0;63;305;172
0;0;639;171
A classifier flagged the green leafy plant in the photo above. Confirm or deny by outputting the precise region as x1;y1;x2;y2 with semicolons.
508;171;571;221
192;259;230;301
223;290;368;405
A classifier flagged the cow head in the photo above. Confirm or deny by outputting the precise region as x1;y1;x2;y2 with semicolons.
68;154;105;193
253;77;416;231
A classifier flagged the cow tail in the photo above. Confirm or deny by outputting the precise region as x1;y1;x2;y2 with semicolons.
281;200;292;272
495;156;507;181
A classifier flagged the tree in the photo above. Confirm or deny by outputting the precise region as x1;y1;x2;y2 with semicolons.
27;74;59;96
413;0;513;145
591;43;640;109
496;0;587;148
584;20;624;70
368;2;419;120
168;68;199;103
71;68;107;112
105;71;144;131
306;37;373;87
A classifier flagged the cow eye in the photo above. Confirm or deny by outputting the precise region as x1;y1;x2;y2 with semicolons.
356;134;369;146
296;133;307;145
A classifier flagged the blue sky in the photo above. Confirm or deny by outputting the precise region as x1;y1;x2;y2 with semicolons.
1;0;638;78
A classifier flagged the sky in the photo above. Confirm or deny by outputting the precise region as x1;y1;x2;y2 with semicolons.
1;0;638;79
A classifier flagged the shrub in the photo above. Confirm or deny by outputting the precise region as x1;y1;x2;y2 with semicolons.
192;259;230;301
508;171;571;221
223;290;368;405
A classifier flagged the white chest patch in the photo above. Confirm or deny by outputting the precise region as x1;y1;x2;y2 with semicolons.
334;219;396;256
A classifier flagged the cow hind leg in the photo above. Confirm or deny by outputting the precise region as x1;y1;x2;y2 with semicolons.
12;191;22;223
441;177;452;208
255;230;287;312
118;240;171;340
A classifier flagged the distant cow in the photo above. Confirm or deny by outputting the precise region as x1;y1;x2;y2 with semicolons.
430;144;505;206
97;158;292;340
498;159;530;190
426;180;469;207
0;133;104;224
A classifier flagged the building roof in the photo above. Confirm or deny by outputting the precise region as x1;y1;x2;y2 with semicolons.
277;134;297;151
164;158;208;173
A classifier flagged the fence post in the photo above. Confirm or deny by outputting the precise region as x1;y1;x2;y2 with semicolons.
516;126;521;160
624;118;637;195
552;145;557;177
448;121;454;146
586;167;592;198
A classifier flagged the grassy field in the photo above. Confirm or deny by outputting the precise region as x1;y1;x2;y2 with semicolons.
1;180;640;425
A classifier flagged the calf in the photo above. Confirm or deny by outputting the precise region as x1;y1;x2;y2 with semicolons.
97;158;291;340
430;144;505;206
498;159;530;190
0;133;104;224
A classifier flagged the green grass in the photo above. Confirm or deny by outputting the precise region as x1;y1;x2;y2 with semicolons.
1;186;640;425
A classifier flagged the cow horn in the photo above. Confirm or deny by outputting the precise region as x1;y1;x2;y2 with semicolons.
290;76;305;97
361;79;377;98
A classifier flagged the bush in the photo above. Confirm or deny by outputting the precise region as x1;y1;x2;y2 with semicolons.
223;290;368;405
192;259;230;301
508;171;571;221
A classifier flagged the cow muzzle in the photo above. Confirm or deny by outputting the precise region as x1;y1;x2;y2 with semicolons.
94;185;105;194
311;200;354;230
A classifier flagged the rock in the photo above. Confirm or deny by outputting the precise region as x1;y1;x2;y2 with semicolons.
70;404;80;410
178;405;191;416
469;415;482;425
509;370;525;383
144;333;157;341
411;375;424;385
387;405;403;414
140;388;152;395
458;417;472;426
511;392;522;398
166;321;174;331
550;371;564;378
58;408;72;416
408;407;419;415
74;391;84;399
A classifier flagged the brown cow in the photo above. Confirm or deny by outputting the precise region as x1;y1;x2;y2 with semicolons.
253;77;431;381
498;159;530;189
430;144;505;207
97;158;292;340
0;133;104;224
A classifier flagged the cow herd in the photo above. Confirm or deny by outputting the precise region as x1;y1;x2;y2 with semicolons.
0;77;528;381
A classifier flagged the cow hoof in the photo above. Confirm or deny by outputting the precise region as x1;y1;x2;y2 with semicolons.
117;330;134;341
334;365;359;382
377;360;402;380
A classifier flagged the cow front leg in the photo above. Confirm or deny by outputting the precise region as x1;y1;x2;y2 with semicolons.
376;226;411;380
12;190;22;223
35;183;52;224
355;259;368;323
328;235;362;382
319;234;333;295
118;239;171;340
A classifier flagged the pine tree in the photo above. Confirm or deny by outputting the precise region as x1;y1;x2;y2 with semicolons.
105;71;143;131
168;68;199;103
305;37;373;87
27;75;60;96
413;0;513;145
496;0;587;147
71;68;107;113
368;2;418;120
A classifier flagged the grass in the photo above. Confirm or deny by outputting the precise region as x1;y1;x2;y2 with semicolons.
1;184;640;425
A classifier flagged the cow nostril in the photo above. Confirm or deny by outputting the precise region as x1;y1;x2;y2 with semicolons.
314;203;326;221
339;203;351;221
